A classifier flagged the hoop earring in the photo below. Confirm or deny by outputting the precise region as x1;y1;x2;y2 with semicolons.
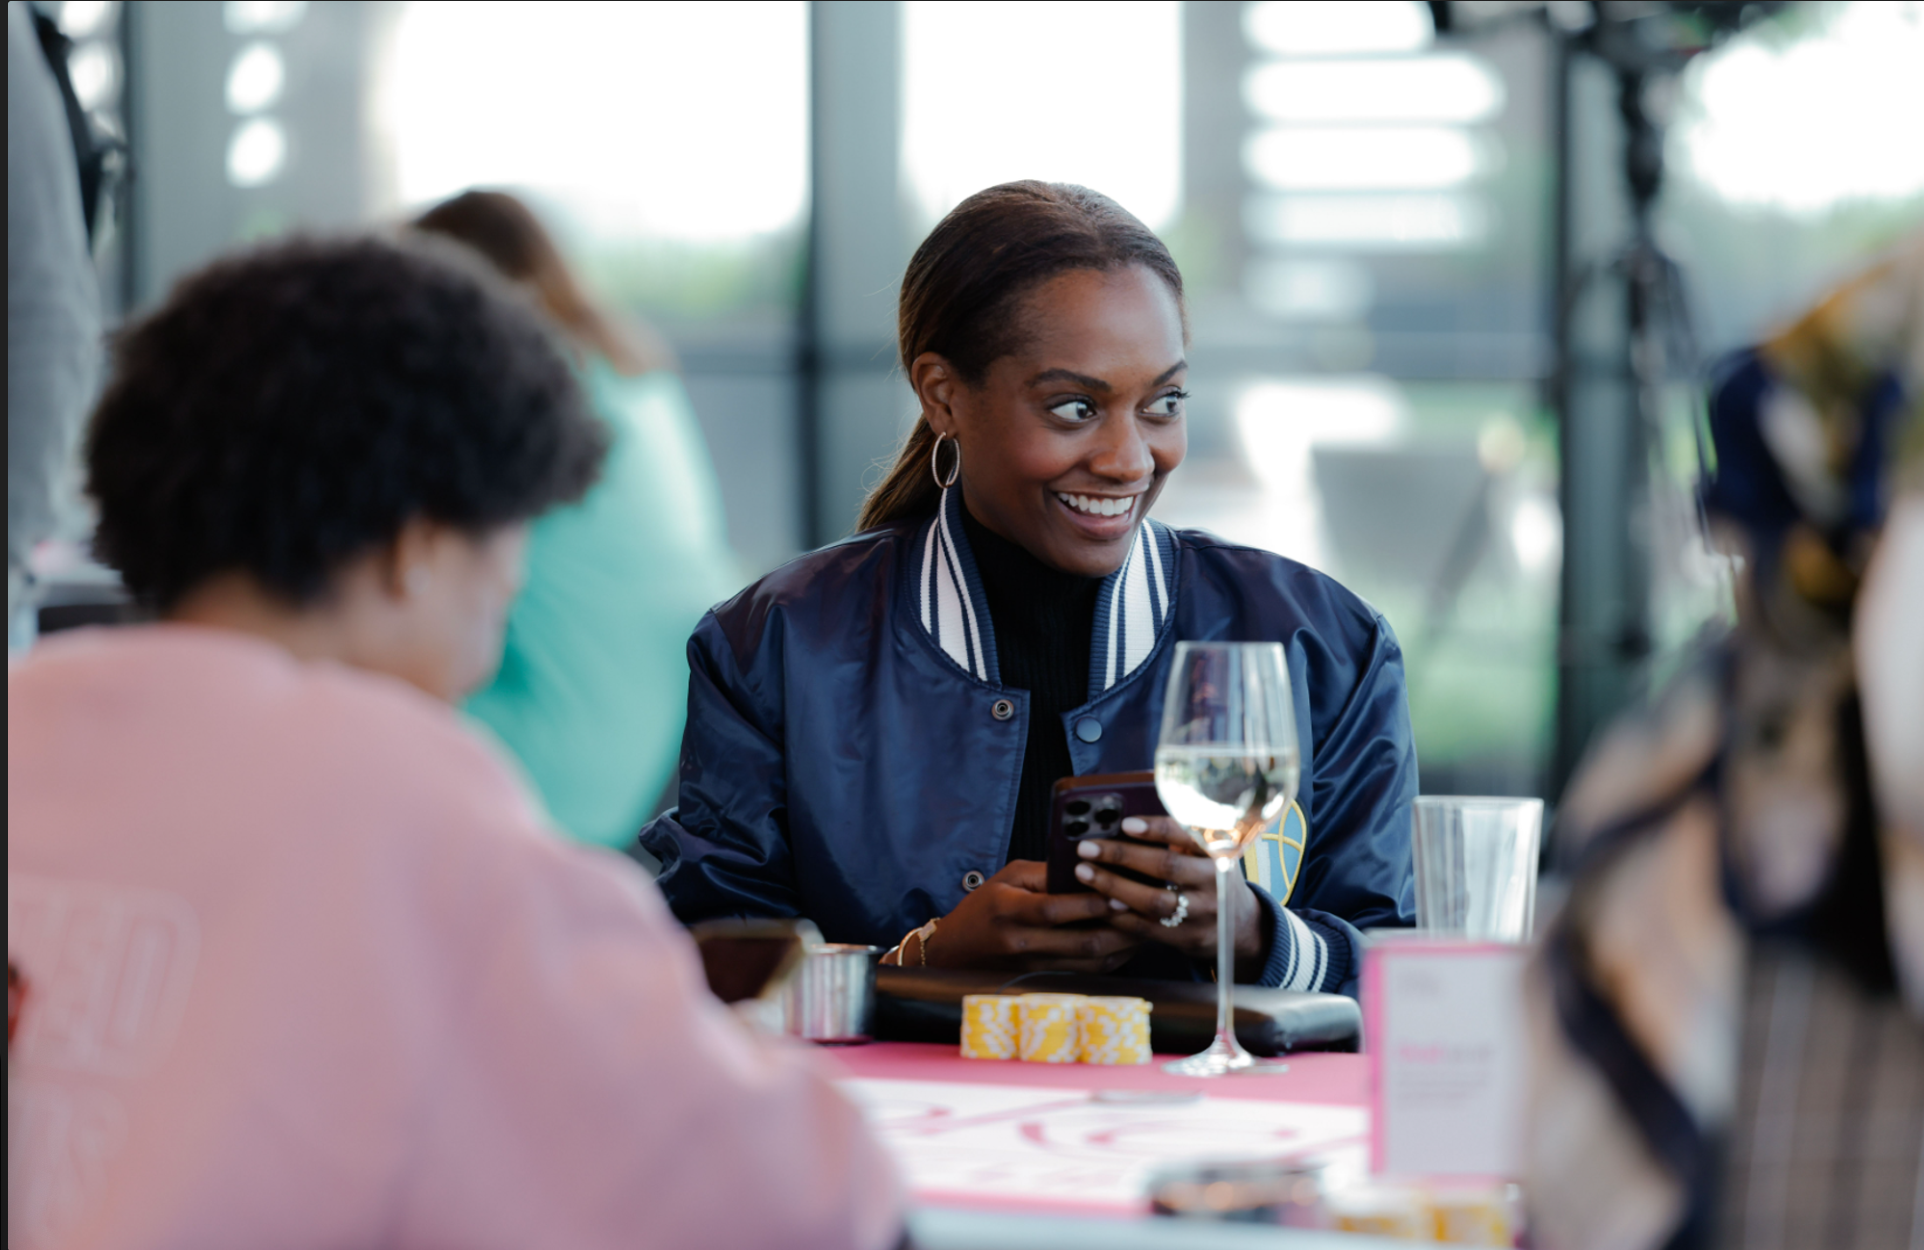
930;432;961;491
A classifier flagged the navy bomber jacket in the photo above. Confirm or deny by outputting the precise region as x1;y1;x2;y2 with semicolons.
641;488;1418;995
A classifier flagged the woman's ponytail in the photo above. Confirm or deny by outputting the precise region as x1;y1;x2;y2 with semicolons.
856;419;942;533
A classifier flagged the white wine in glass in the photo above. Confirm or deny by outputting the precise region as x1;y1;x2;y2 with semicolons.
1154;746;1301;859
1152;641;1301;1077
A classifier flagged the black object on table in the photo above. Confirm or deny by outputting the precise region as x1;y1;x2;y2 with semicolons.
873;967;1361;1057
689;918;812;1004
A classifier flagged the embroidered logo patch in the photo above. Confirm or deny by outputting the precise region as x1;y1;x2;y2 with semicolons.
1241;800;1306;907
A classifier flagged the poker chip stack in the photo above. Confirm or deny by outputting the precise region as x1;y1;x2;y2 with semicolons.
959;994;1019;1060
1015;993;1083;1063
1074;996;1153;1065
955;991;1156;1064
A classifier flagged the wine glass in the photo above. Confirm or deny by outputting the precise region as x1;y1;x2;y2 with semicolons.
1153;641;1301;1077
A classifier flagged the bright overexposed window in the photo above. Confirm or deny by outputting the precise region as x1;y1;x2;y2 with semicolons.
901;1;1182;230
1244;0;1431;57
225;42;285;114
1236;0;1504;328
1245;192;1490;249
224;0;307;35
227;117;287;187
378;1;808;242
57;1;115;37
1227;377;1409;569
1244;127;1495;192
1675;1;1924;216
1244;54;1503;125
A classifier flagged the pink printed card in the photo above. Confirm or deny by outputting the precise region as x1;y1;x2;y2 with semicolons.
1364;935;1528;1180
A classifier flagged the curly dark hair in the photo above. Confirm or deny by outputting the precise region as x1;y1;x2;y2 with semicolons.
86;234;608;610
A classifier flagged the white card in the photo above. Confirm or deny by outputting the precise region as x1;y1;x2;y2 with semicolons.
1365;936;1527;1179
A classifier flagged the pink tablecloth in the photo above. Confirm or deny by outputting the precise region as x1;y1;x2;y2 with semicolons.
822;1043;1370;1218
825;1041;1368;1108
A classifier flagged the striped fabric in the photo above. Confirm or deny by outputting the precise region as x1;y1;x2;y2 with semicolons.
1089;510;1178;695
1275;906;1330;993
917;487;999;683
916;486;1176;694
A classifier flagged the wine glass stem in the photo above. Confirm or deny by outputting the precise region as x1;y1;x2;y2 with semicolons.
1214;854;1236;1050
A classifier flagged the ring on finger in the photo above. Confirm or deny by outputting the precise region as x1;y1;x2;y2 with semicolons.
1160;883;1189;929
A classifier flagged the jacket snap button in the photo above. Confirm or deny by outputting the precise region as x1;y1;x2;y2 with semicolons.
1075;716;1103;743
962;870;986;891
991;698;1015;721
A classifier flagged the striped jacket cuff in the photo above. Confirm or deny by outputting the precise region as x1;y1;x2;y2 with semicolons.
1250;889;1355;994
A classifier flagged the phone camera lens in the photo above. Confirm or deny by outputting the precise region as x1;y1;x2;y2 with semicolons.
1065;819;1090;836
1065;800;1091;817
1094;809;1119;829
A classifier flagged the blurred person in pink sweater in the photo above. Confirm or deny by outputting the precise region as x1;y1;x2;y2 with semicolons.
5;235;902;1250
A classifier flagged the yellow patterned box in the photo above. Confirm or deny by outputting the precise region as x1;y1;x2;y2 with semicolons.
1075;996;1152;1065
959;994;1019;1060
1428;1187;1513;1247
1326;1183;1426;1239
1015;993;1082;1063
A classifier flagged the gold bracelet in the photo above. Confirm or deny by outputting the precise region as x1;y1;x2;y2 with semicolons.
884;918;940;968
885;923;923;967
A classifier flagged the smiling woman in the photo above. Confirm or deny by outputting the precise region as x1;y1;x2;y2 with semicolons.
860;184;1189;574
641;182;1418;996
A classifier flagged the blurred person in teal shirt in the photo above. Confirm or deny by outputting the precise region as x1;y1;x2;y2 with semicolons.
414;190;740;848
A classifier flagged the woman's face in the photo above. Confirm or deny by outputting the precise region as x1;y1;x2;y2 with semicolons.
917;265;1188;578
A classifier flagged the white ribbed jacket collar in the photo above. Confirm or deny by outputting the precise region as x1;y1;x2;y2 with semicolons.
914;486;1178;695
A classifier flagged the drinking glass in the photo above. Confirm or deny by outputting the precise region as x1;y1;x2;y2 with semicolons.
1153;641;1301;1076
1411;796;1543;942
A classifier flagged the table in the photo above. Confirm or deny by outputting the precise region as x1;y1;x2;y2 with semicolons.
826;1043;1407;1249
828;1042;1369;1108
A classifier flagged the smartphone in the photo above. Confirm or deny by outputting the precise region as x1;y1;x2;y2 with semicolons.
1043;771;1170;895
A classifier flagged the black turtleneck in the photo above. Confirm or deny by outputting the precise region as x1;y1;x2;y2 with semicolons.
959;504;1101;865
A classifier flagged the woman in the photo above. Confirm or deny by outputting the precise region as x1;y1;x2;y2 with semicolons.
414;190;740;848
6;237;898;1249
1525;241;1924;1250
642;182;1416;994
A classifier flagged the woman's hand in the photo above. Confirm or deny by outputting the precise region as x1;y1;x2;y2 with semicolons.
1072;816;1268;977
924;861;1142;974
